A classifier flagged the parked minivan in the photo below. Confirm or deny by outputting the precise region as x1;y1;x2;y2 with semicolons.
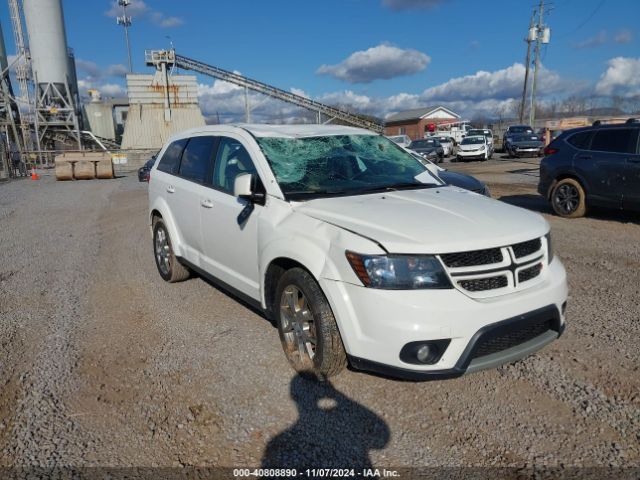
539;119;640;218
149;125;568;380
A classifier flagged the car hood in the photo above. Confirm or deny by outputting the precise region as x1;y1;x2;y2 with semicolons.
293;187;548;253
411;146;438;153
438;170;485;192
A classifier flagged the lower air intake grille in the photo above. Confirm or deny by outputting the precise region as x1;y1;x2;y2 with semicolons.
441;248;503;268
512;238;542;258
471;319;553;359
518;263;543;283
459;275;508;292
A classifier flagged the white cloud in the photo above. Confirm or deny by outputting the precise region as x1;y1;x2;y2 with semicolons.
419;63;563;102
74;60;128;98
614;29;633;44
595;57;640;96
105;1;184;28
317;44;430;83
382;0;447;10
574;30;608;49
100;83;125;97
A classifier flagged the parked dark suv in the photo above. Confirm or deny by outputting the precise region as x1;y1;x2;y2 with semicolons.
538;119;640;218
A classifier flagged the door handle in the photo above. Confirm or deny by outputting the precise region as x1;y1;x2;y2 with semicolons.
166;185;175;193
200;199;214;209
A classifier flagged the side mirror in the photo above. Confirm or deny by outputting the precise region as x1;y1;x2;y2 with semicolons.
234;173;265;205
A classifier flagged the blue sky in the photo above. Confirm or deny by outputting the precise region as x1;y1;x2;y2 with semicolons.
1;0;638;121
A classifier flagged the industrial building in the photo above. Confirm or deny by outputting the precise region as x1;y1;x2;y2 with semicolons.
383;106;461;140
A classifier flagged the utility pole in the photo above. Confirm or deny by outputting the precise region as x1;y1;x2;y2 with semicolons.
529;0;550;128
244;86;251;123
519;12;535;124
117;0;133;73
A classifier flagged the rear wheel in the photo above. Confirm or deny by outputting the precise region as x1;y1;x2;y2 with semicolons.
275;268;347;380
152;217;191;282
551;178;587;218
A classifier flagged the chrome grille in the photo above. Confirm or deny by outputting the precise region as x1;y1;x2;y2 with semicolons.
518;263;543;283
512;238;542;258
440;248;503;268
439;236;545;297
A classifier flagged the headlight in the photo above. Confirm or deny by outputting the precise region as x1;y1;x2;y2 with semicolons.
346;252;452;289
545;232;554;264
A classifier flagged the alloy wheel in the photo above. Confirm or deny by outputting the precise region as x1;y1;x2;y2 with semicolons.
554;184;580;214
280;285;317;365
155;227;171;276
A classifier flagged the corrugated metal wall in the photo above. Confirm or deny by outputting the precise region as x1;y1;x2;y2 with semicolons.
120;71;205;150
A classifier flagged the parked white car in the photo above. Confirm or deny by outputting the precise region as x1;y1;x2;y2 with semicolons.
456;135;491;162
149;125;567;380
427;135;455;156
386;134;412;148
468;128;494;156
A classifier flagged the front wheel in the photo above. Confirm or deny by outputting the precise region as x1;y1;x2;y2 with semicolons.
275;268;347;380
550;178;587;218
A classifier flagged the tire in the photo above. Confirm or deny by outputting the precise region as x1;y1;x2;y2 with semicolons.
275;267;347;380
152;217;191;282
550;178;587;218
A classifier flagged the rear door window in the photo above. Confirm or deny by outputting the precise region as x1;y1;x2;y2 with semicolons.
157;139;187;175
567;131;592;150
590;129;634;154
179;136;216;183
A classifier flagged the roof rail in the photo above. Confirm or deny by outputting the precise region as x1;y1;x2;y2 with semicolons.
626;118;639;124
592;120;601;126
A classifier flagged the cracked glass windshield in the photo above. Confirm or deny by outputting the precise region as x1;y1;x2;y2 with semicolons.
256;134;441;199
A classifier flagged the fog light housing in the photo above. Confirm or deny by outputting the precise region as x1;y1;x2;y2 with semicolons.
400;339;451;365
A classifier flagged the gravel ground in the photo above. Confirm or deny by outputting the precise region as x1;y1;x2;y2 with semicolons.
0;164;638;474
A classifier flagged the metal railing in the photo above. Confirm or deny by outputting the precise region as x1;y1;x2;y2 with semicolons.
171;52;384;133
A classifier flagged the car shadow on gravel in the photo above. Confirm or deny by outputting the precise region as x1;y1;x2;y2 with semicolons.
261;374;390;470
500;194;640;225
499;194;553;214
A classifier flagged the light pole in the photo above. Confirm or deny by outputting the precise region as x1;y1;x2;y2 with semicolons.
117;0;133;73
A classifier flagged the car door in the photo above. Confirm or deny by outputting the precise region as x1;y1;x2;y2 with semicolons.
199;135;263;299
153;138;190;248
171;135;218;264
624;128;640;210
573;128;632;208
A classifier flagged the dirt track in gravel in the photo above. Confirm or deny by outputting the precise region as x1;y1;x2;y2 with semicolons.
0;163;638;469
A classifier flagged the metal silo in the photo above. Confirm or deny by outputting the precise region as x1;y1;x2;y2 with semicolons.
23;0;71;88
23;0;82;148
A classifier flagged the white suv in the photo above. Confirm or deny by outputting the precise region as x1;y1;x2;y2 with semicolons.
148;125;568;380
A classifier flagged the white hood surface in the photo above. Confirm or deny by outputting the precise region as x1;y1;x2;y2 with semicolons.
294;187;548;254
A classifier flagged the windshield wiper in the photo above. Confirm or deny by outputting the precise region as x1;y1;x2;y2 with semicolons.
359;182;436;193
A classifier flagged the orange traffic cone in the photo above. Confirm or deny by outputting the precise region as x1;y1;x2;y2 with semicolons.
31;166;39;180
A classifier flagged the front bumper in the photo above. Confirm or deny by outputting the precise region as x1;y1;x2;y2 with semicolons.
457;151;486;160
512;148;542;157
320;258;568;379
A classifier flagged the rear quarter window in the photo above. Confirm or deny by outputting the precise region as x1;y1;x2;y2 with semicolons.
157;139;188;175
566;131;592;150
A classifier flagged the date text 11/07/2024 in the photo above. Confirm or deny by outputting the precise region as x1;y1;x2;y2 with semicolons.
233;468;401;477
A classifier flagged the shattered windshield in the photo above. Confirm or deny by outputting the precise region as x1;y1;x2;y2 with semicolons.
256;134;442;199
